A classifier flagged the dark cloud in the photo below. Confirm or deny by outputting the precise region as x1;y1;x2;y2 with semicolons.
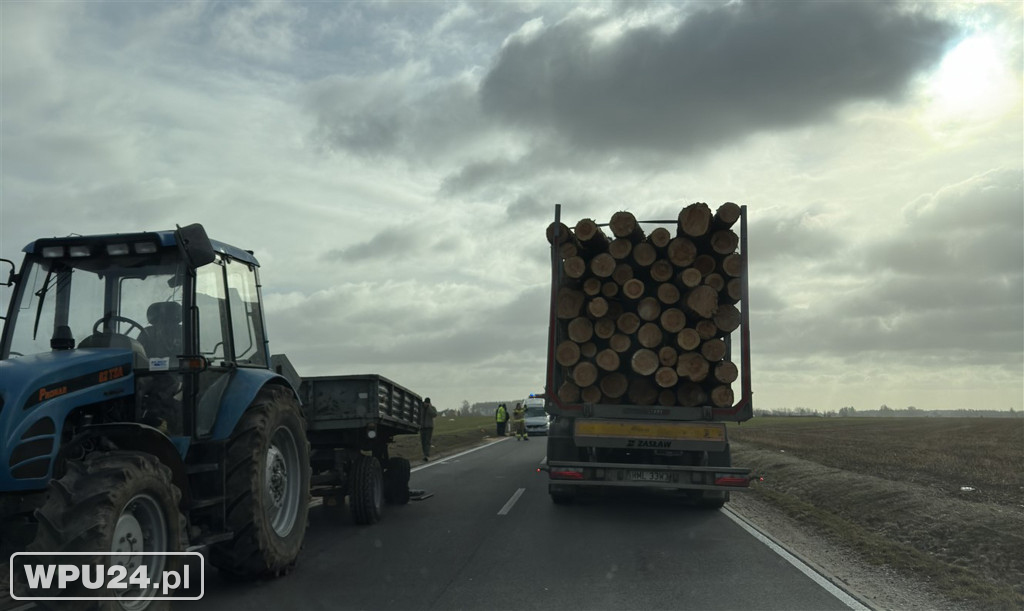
323;226;426;262
480;1;958;154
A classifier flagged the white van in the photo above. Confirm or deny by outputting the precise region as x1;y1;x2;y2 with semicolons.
521;395;549;436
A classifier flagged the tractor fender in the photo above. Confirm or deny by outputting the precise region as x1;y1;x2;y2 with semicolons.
207;368;298;442
54;422;191;507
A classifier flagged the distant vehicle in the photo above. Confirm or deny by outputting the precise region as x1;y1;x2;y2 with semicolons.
523;395;549;436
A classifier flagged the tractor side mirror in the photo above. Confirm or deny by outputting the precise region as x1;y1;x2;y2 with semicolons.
175;224;216;269
0;259;14;286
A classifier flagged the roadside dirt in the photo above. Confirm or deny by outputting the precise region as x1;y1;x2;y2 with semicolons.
727;491;967;611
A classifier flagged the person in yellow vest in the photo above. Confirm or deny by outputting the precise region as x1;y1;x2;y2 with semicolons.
511;402;528;441
495;403;509;437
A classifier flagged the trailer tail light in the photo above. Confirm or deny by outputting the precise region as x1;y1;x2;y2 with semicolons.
714;474;750;487
550;467;584;480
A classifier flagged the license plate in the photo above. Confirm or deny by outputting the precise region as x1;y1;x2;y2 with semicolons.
627;470;672;483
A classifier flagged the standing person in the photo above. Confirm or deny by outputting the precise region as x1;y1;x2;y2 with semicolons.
495;403;509;437
421;397;438;461
511;402;528;441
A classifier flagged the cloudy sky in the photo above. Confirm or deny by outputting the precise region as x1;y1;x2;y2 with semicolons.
2;1;1021;414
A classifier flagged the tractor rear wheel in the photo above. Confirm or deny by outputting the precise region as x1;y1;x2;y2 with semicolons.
210;386;310;579
26;451;185;611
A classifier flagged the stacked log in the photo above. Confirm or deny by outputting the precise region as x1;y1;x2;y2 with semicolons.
549;203;743;407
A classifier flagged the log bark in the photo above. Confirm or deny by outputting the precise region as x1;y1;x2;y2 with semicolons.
683;285;718;319
637;322;663;349
630;348;659;376
654;366;679;389
676;352;710;382
659;308;687;333
556;340;581;367
678;203;712;238
590;253;616;278
557;288;585;319
596;348;621;372
567;317;593;343
637;297;662;322
667;237;697;267
600;372;628;399
701;338;727;362
609;210;645;242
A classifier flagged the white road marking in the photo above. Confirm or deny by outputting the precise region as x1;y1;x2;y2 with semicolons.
723;507;871;611
498;488;526;515
412;437;509;472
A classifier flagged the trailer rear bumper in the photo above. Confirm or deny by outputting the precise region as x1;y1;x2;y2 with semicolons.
543;460;753;492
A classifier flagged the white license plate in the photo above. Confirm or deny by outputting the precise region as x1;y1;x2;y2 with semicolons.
627;470;671;483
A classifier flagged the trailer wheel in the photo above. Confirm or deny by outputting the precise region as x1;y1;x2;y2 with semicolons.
383;457;411;505
210;386;310;579
25;451;185;611
350;455;383;524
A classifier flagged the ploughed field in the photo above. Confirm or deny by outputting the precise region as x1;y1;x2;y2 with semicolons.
729;417;1024;610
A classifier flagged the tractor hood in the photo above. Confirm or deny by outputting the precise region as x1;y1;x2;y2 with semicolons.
0;349;136;490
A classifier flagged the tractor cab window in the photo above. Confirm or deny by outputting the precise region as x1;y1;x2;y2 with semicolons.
225;259;267;367
4;251;183;365
195;258;228;364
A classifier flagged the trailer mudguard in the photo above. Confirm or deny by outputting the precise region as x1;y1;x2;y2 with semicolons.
206;367;298;442
0;350;135;491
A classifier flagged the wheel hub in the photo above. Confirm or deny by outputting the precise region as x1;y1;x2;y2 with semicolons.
266;445;287;509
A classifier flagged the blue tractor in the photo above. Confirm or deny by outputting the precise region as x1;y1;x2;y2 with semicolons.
0;224;310;606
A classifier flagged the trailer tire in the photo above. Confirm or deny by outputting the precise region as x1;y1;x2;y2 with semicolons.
383;457;411;505
24;451;185;611
210;386;310;579
350;455;383;524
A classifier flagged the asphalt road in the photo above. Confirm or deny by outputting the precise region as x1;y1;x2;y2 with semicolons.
184;437;859;611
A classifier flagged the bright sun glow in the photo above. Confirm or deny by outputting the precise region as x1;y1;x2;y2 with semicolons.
927;35;1006;114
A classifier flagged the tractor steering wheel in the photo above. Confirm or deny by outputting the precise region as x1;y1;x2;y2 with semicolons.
92;315;145;337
